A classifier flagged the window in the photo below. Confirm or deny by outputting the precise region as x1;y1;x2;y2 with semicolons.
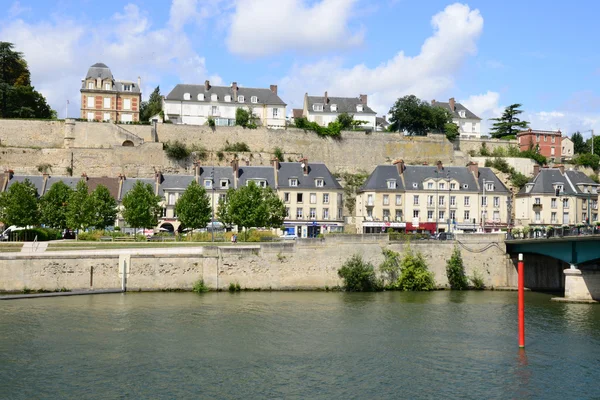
257;180;266;188
367;194;374;205
310;193;317;204
450;183;456;190
211;94;218;101
450;210;456;221
323;208;329;220
323;193;330;204
211;106;218;116
219;193;227;204
387;180;396;189
238;95;245;103
310;208;316;219
224;95;231;102
464;197;470;206
367;209;373;218
273;108;279;118
563;212;570;224
356;104;363;112
535;211;541;222
313;104;323;111
551;212;557;223
551;135;556;143
383;209;390;220
124;99;131;110
395;210;402;221
123;84;132;91
439;196;445;206
315;179;324;188
383;195;389;206
427;182;434;189
104;83;111;90
285;207;290;218
463;184;469;189
87;112;94;121
536;134;540;142
87;96;94;108
556;184;564;193
103;113;110;121
583;212;588;223
464;210;470;221
296;208;303;219
395;195;402;206
427;210;434;220
103;98;110;109
183;93;191;100
482;196;487;206
534;197;541;205
427;195;434;206
551;198;557;208
198;94;204;101
459;110;466;118
284;193;290;203
413;210;420;219
168;193;176;205
563;198;569;208
413;183;418;188
250;96;258;103
439;211;445;221
88;82;94;90
413;195;419;205
289;178;298;187
161;208;167;218
204;179;212;189
297;193;303;203
450;196;456;206
493;211;500;221
486;183;494;191
493;197;500;207
337;193;342;205
439;183;445;190
338;208;343;219
544;135;547;142
331;104;337;112
220;180;228;189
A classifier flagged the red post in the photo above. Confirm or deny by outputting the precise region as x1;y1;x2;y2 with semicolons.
518;253;525;348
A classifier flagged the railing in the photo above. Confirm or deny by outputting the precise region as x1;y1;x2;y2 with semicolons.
508;226;600;240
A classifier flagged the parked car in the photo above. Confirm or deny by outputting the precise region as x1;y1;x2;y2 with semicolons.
436;232;455;241
0;226;26;241
280;233;297;240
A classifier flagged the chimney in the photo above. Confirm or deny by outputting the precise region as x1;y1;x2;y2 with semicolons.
270;85;278;95
359;94;367;105
392;159;405;175
205;80;211;91
117;174;125;201
137;76;141;90
41;173;49;195
232;82;238;101
556;164;565;174
271;158;280;189
436;160;443;172
300;157;309;175
533;164;540;177
245;159;250;166
231;158;239;188
422;162;428;166
449;97;456;112
1;170;12;192
324;91;328;104
81;172;88;181
154;171;163;196
194;162;201;184
467;161;479;177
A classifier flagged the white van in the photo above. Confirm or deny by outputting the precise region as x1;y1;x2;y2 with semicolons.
0;226;26;241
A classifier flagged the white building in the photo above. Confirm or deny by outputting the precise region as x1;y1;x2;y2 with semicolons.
432;98;481;139
300;92;377;130
163;81;287;128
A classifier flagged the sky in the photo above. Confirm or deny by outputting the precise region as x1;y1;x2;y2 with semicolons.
2;0;600;137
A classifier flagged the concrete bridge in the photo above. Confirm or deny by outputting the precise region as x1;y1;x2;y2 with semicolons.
506;236;600;302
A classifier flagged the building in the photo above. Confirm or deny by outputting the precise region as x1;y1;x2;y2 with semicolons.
302;92;377;130
376;116;390;132
515;165;599;227
432;98;481;139
80;63;142;123
562;136;574;160
163;81;286;128
355;161;511;234
517;129;562;160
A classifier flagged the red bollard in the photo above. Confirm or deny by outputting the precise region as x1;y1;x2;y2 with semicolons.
518;253;525;348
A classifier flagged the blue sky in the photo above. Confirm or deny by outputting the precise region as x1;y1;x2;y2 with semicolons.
2;0;600;136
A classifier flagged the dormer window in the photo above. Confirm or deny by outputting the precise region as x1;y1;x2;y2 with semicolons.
104;83;111;90
251;96;258;103
313;104;323;111
525;183;534;193
387;180;397;189
211;94;218;101
123;84;132;92
439;183;445;190
224;95;231;102
450;183;456;190
220;179;229;189
238;95;244;103
184;93;191;100
459;110;466;118
427;182;433;189
198;93;205;101
486;183;494;191
289;178;298;187
330;104;337;112
204;179;212;189
248;179;266;188
356;104;363;112
315;179;324;188
88;82;94;90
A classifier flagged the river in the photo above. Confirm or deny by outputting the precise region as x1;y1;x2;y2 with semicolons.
1;291;599;399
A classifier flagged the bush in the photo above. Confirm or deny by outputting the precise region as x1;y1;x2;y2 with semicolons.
491;147;507;157
189;144;208;161
379;248;401;289
480;143;490;156
9;228;61;241
446;246;468;290
207;117;215;128
164;140;191;160
273;147;284;162
294;116;342;138
574;153;600;171
389;232;430;241
337;254;381;292
192;279;209;293
397;246;435;291
225;230;278;242
216;151;225;161
235;108;250;127
486;157;511;174
470;269;485;290
222;141;250;152
228;282;242;292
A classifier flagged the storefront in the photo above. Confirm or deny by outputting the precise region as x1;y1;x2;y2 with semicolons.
405;222;437;234
362;221;406;234
284;221;344;238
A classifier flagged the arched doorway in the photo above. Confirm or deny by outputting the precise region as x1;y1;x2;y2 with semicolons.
122;140;134;147
159;223;175;233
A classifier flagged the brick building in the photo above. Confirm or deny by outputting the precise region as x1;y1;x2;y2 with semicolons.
517;129;562;160
80;63;141;123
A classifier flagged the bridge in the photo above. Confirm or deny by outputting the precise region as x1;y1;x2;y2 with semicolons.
506;234;600;302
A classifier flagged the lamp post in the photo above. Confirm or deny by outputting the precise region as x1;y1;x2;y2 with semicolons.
482;179;487;233
211;167;215;242
434;169;439;234
446;173;451;233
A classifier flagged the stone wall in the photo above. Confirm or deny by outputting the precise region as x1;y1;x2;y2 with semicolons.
0;119;63;148
471;157;536;176
457;137;518;156
0;236;515;291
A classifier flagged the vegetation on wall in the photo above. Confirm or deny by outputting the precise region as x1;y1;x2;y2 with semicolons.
445;246;468;290
163;140;191;160
338;254;380;292
273;147;284;162
333;171;369;215
484;158;530;189
222;140;250;152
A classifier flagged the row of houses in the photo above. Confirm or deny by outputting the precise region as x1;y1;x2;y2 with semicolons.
3;160;598;236
79;63;484;138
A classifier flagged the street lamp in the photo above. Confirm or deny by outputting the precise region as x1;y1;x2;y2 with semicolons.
482;179;488;233
211;167;215;242
446;172;451;233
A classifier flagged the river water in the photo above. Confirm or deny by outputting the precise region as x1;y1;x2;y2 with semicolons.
1;291;599;399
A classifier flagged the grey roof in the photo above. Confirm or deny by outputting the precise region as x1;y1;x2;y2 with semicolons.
5;176;44;197
376;117;390;127
85;63;114;80
306;96;376;114
165;84;286;105
361;165;405;191
159;175;196;197
518;168;598;196
45;176;81;191
121;178;156;200
199;167;234;188
433;101;481;120
238;166;276;188
277;162;342;190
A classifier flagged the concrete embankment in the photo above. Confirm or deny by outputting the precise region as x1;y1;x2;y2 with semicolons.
0;235;518;292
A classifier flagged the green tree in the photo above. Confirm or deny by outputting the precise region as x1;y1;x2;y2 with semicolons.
379;248;401;289
388;95;433;135
445;246;468;290
122;181;162;232
444;122;459;141
489;104;529;139
175;181;212;231
336;112;354;130
397;246;435;291
140;86;163;122
92;184;117;230
571;131;589;154
217;181;285;239
235;107;250;127
39;181;72;229
66;180;97;232
573;153;600;171
338;254;381;292
0;179;39;227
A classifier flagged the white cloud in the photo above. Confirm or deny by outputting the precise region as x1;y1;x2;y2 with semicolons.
460;91;502;134
0;3;219;118
227;0;364;56
278;3;484;115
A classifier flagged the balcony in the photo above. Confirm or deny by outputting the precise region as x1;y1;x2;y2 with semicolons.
533;203;543;210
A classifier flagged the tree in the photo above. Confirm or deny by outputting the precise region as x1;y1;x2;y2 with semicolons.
574;153;600;171
571;131;589;154
445;246;468;290
217;181;285;239
39;181;72;229
140;86;162;122
336;112;354;130
92;184;117;230
0;178;39;227
444;122;459;141
489;104;529;138
175;181;212;231
338;254;381;292
388;95;433;135
235;107;250;127
66;180;97;232
122;181;162;232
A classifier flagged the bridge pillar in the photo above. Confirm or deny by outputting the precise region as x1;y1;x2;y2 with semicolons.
564;269;600;302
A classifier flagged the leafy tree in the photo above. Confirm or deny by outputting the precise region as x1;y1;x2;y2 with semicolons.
92;184;117;230
489;104;529;139
445;246;468;290
66;180;97;232
175;181;212;231
388;95;433;135
140;86;163;122
163;140;191;160
444;122;459;141
122;181;162;232
235;107;250;127
273;147;284;162
217;181;285;239
0;179;39;227
39;181;72;229
573;153;600;171
336;112;354;130
571;131;589;154
397;246;435;291
338;254;381;292
379;248;401;289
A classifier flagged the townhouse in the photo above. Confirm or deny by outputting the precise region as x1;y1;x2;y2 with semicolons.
432;98;482;139
514;165;599;227
355;161;511;234
296;92;377;130
517;129;562;160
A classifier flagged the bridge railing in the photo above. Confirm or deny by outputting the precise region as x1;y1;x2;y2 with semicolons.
508;226;600;240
